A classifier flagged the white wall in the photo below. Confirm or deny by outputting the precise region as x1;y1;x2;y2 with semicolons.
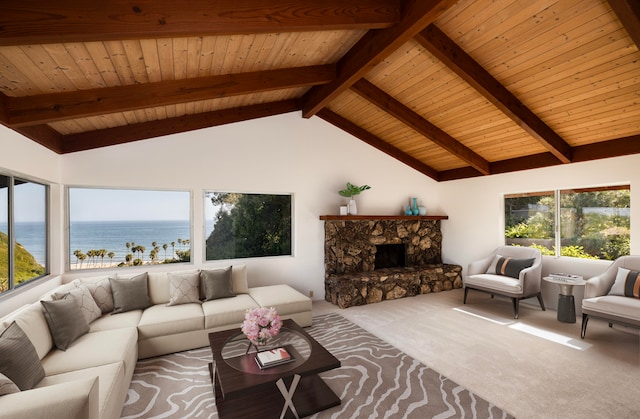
58;112;440;299
2;115;639;316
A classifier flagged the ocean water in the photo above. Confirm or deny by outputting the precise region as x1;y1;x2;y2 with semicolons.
1;220;194;266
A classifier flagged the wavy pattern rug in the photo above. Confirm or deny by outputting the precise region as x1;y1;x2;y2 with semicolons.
121;313;512;418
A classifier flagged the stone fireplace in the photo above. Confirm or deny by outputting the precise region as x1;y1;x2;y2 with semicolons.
320;216;462;308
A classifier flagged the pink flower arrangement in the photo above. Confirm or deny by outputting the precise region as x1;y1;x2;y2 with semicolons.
241;307;282;345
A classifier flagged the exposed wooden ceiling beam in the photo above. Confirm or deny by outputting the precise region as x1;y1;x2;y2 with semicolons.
59;99;300;153
316;108;440;180
0;0;401;46
439;136;640;181
351;79;490;175
301;0;459;118
2;92;64;152
5;65;334;127
607;0;640;50
572;135;640;161
415;24;573;164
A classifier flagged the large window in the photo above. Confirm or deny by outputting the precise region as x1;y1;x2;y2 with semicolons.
68;188;191;270
505;185;630;260
205;192;292;261
1;174;48;294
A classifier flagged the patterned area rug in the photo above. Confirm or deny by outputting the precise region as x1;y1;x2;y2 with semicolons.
121;313;512;418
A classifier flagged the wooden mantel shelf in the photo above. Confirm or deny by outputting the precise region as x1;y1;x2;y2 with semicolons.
319;215;448;220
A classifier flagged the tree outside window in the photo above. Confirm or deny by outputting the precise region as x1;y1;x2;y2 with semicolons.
205;192;292;261
505;185;630;260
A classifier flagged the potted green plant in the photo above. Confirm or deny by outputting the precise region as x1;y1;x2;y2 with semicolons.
338;182;370;215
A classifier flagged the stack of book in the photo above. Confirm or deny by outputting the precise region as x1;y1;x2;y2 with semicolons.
549;272;583;282
255;347;295;369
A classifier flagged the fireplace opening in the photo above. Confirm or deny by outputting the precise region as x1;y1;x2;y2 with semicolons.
374;244;407;269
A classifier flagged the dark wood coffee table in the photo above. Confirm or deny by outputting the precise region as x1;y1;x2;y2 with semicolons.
208;319;341;418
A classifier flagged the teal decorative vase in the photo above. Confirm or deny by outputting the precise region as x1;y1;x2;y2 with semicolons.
411;197;419;215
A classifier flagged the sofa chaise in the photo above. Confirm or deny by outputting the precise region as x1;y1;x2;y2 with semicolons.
0;265;311;419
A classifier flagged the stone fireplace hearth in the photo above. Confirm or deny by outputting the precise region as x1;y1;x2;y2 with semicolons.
320;215;462;308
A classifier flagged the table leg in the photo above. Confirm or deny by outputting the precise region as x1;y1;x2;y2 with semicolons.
277;374;301;419
557;294;576;323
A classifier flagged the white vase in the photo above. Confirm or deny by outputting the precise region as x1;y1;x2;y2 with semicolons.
348;199;357;215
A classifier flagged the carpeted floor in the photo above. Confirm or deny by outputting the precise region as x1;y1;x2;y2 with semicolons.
121;313;513;418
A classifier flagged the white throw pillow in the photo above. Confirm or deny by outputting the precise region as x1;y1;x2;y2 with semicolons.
609;267;640;298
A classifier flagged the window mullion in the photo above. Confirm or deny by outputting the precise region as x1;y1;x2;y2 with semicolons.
554;189;561;257
7;176;14;289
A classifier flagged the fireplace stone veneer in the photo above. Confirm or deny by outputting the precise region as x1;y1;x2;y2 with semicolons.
320;216;463;308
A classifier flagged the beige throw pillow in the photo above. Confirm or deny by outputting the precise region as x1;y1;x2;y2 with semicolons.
82;277;114;314
53;283;102;324
167;271;201;306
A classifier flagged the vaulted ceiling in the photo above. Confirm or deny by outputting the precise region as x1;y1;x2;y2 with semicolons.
1;0;639;181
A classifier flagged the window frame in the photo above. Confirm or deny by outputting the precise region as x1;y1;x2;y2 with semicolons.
0;172;50;297
66;186;193;271
203;190;294;262
504;184;631;260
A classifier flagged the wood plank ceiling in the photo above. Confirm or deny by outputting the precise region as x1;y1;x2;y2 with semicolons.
0;0;638;182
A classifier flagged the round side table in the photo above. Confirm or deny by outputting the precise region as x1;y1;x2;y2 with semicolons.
543;276;586;323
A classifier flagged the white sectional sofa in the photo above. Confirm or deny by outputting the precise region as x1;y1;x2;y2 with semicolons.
0;265;312;419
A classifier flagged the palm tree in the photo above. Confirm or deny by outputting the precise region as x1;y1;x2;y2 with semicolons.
78;252;87;269
162;243;168;260
171;241;176;259
125;253;132;265
98;249;107;267
73;249;82;267
86;249;95;267
107;251;115;266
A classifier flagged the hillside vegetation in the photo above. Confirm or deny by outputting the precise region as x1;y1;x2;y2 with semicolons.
0;231;45;291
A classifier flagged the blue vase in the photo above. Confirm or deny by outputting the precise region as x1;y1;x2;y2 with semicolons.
411;197;419;215
405;205;413;215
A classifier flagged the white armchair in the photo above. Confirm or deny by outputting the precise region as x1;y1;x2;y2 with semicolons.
464;246;545;319
581;255;640;338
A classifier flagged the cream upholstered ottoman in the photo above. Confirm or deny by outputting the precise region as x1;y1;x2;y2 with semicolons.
248;285;312;327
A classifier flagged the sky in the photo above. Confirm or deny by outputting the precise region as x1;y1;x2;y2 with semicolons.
69;188;191;221
1;181;46;222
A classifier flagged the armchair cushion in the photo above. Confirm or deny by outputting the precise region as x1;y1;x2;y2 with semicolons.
486;255;535;279
582;295;640;322
464;274;523;294
609;267;640;299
